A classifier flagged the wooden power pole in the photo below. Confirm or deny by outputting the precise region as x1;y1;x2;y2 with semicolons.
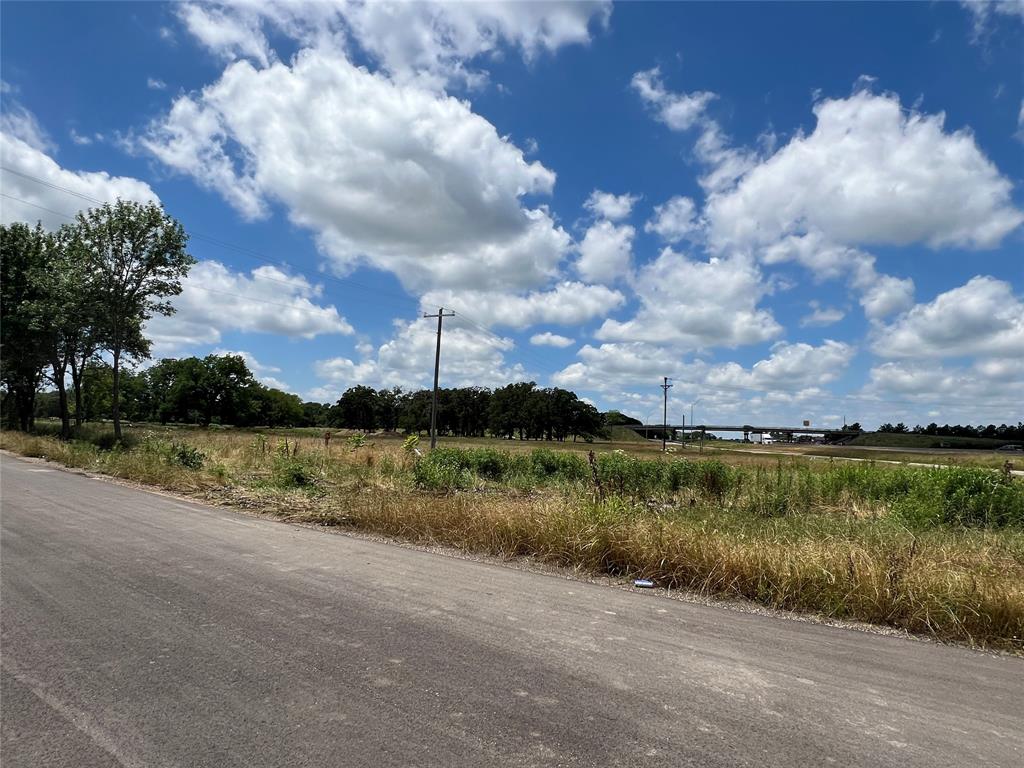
660;376;673;452
424;307;454;449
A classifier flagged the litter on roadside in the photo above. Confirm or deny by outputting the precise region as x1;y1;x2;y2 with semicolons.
633;579;655;588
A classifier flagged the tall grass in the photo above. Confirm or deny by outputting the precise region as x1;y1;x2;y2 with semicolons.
412;447;1024;529
3;428;1022;650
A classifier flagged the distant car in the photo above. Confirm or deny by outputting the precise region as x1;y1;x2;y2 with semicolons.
996;444;1023;452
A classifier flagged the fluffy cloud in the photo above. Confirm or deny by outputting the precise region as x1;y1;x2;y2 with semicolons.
644;195;699;242
576;220;634;283
420;281;624;329
146;261;353;355
308;356;384;402
800;302;845;328
706;90;1023;251
865;360;1024;415
176;3;273;66
1;132;158;230
761;232;915;321
1;100;54;154
177;1;611;89
596;249;782;350
706;340;854;392
141;48;570;292
872;276;1024;359
858;274;915;321
631;67;715;132
551;340;855;427
310;316;529;399
530;332;575;348
630;69;756;194
584;189;638;221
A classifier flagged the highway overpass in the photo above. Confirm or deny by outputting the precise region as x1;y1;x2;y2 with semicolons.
633;424;861;441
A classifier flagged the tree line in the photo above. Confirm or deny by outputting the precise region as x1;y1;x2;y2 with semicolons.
1;202;194;439
324;381;606;441
878;422;1024;441
28;355;305;429
30;361;610;442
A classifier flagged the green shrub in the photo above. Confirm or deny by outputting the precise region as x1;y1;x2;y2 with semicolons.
169;441;205;470
892;467;1024;529
91;431;139;452
697;460;734;497
412;450;473;491
530;449;588;481
272;456;319;489
467;447;505;480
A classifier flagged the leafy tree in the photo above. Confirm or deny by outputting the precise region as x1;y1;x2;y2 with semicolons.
0;223;50;430
301;401;331;427
196;354;254;425
332;385;379;431
81;362;114;422
32;226;98;437
374;387;403;432
397;389;432;434
250;386;304;427
78;200;194;439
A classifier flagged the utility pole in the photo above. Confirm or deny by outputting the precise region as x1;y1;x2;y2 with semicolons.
660;377;673;452
423;307;454;449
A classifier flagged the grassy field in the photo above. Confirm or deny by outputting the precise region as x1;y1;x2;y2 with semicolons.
847;432;1020;450
4;423;1023;652
706;441;1019;470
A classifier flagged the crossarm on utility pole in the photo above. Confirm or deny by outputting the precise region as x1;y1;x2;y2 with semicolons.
423;307;455;450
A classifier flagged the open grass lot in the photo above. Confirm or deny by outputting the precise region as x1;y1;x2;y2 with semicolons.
707;441;1019;471
4;423;1023;652
847;432;1020;451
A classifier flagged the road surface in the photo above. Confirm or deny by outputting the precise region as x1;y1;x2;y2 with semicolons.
2;454;1021;767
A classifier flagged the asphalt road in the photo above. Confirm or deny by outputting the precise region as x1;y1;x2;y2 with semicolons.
2;454;1022;767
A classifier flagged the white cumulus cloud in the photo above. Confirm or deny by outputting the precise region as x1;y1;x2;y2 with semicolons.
584;189;638;221
872;276;1024;360
644;195;700;243
1;130;158;230
530;332;575;348
706;90;1023;251
596;250;782;351
420;282;624;329
176;0;611;90
147;261;353;356
576;220;634;283
140;48;569;292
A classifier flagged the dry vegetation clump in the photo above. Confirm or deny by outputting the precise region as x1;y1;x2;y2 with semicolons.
4;427;1022;651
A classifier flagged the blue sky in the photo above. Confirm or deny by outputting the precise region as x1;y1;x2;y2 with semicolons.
2;1;1022;428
